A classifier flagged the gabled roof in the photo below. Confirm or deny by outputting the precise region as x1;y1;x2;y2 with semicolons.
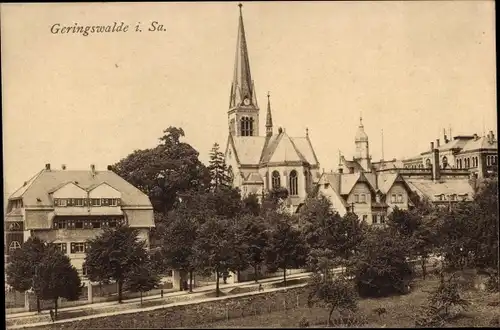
340;173;361;195
47;181;86;194
231;136;267;165
244;172;263;184
9;169;45;199
290;137;319;165
268;132;306;163
8;169;152;207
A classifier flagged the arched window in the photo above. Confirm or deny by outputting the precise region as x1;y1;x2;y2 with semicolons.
289;170;298;196
442;156;448;169
9;241;21;251
271;171;280;189
425;159;431;168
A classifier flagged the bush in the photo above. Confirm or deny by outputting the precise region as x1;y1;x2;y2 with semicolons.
298;316;310;327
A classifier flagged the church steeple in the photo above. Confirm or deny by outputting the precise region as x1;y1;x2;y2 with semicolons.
229;4;257;109
227;4;260;137
266;92;273;137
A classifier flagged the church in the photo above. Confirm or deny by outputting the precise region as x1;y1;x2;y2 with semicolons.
224;5;320;213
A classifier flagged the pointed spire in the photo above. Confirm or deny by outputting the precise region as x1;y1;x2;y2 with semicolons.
266;91;273;137
359;113;364;127
229;3;256;108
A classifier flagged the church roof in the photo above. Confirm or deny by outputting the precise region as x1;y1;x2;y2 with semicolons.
232;136;267;165
244;172;264;183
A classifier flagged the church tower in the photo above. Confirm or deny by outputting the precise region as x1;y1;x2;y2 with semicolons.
228;4;260;137
354;116;371;171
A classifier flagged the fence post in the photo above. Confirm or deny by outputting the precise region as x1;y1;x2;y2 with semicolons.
24;291;30;312
88;281;93;304
296;295;299;308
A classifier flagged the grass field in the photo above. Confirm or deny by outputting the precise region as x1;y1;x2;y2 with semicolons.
193;274;500;328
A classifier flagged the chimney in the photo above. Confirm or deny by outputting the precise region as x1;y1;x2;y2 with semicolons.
432;142;440;182
473;133;479;140
430;141;434;151
90;164;96;175
61;164;66;170
436;139;440;148
107;165;113;171
443;129;449;143
45;163;51;171
338;168;343;174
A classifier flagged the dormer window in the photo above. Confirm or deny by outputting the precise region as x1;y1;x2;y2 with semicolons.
91;199;101;207
324;183;330;189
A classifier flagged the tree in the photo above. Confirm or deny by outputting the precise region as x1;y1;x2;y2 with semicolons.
265;217;308;286
239;214;269;282
125;260;160;306
84;225;150;303
111;127;209;213
161;211;197;292
300;196;366;277
261;187;289;216
207;142;232;191
36;246;83;319
348;227;413;297
242;193;261;216
192;217;235;297
5;236;48;313
229;217;250;283
308;273;358;326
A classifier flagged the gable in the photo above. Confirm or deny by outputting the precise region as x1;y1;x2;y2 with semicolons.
88;182;121;198
51;182;87;199
269;134;304;163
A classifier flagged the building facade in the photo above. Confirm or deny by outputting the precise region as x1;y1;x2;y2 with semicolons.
314;120;479;223
224;6;320;213
4;164;155;278
402;130;497;179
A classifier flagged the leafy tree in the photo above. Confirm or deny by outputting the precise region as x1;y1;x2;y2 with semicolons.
348;227;413;297
300;196;366;277
208;186;243;220
161;212;197;292
265;217;308;286
307;273;358;326
5;237;48;313
125;259;161;306
207;142;232;191
84;225;150;303
470;177;498;270
261;187;289;216
242;193;261;216
192;217;235;297
229;217;250;282
36;246;83;319
239;214;269;282
111;127;209;213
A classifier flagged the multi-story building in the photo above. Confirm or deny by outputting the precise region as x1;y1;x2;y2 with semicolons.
4;164;155;277
224;5;320;213
313;120;478;223
402;130;497;179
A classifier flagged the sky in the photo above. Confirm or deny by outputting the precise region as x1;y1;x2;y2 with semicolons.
1;1;497;197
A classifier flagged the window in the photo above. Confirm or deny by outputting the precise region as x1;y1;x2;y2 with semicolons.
289;170;298;196
272;171;281;189
425;159;431;168
70;242;86;254
59;199;67;207
373;215;378;224
8;222;21;231
9;241;21;251
397;194;403;203
380;215;386;224
240;117;254;136
354;194;360;203
54;243;67;254
324;183;330;189
74;220;84;229
391;194;396;203
91;199;101;206
449;194;456;201
360;194;366;203
92;221;101;229
74;199;84;206
82;265;88;276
